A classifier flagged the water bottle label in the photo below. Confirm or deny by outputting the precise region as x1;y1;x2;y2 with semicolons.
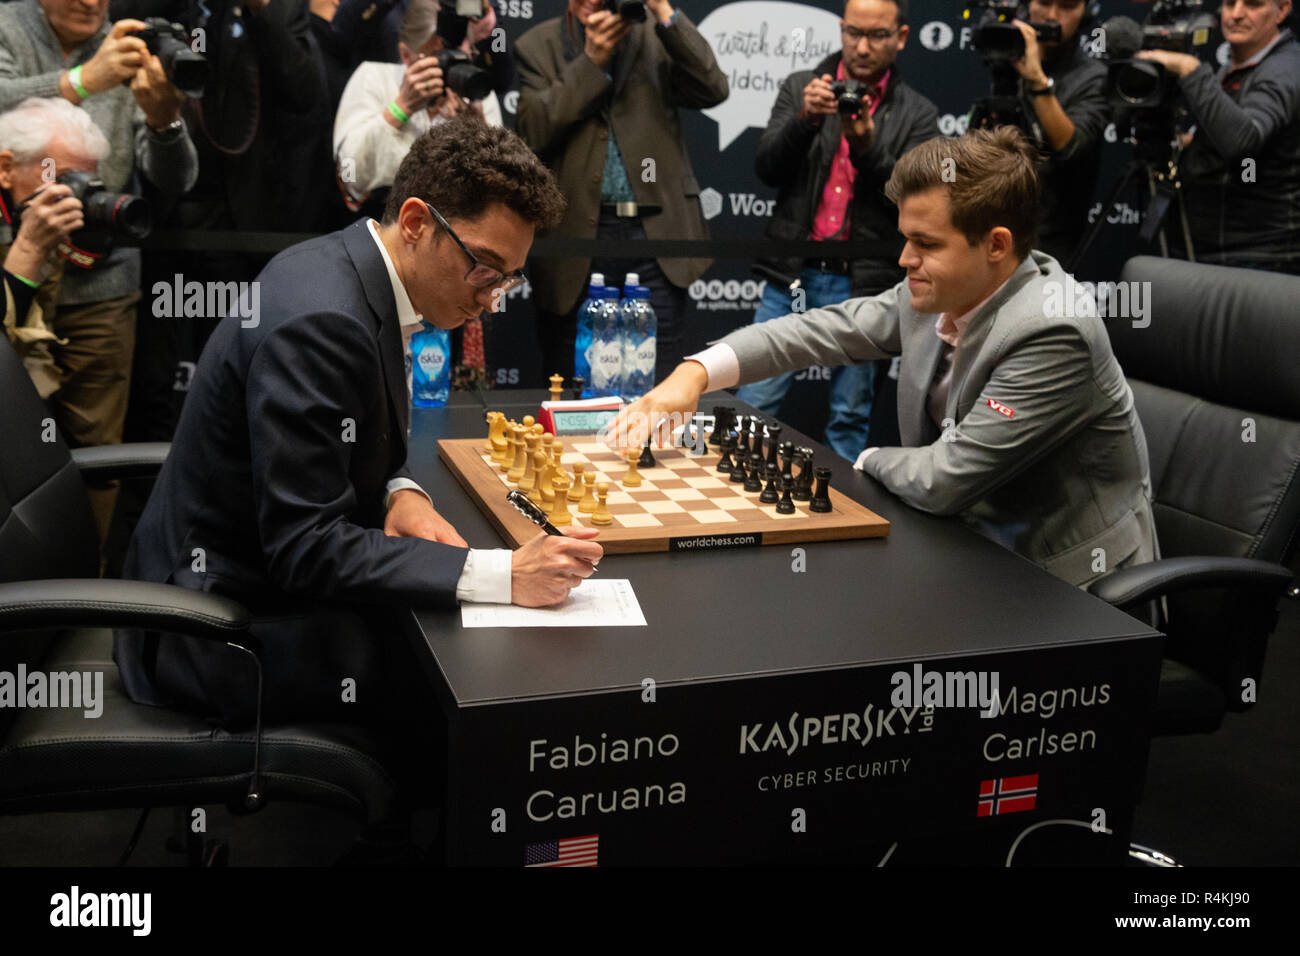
634;336;656;376
588;340;622;389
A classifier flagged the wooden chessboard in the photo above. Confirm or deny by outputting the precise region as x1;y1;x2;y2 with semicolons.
438;435;890;555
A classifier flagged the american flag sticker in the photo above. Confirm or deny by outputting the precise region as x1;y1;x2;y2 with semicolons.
977;774;1039;817
525;834;599;867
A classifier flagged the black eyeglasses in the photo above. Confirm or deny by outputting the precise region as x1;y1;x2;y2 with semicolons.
424;202;526;292
841;24;900;44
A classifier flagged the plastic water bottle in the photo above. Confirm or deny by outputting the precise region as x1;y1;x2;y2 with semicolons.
620;274;657;400
411;320;451;407
574;272;605;397
586;286;624;397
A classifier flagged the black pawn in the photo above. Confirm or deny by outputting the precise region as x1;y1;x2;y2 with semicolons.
639;438;656;468
779;441;795;481
738;416;753;457
730;449;749;483
570;376;585;401
793;448;815;501
760;462;780;503
765;423;782;471
750;420;764;462
744;453;764;492
717;435;735;473
708;406;729;447
810;467;833;513
776;476;797;514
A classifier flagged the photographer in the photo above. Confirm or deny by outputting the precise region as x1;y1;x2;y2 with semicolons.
1005;0;1109;261
334;0;504;215
517;0;729;386
1138;0;1300;275
0;0;198;551
738;0;938;460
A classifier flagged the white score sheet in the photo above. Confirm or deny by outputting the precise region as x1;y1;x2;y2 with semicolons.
460;579;647;628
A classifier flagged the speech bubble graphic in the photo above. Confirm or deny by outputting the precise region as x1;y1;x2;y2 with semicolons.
699;1;843;151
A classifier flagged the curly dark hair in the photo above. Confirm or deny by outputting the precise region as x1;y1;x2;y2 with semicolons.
383;115;566;229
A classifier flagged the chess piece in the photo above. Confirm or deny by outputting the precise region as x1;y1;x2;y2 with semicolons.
578;471;598;513
506;425;527;482
708;406;729;447
551;473;573;526
519;433;540;492
534;450;556;505
541;432;556;470
750;419;764;462
569;462;587;501
551;438;569;487
548;373;564;403
760;462;780;504
570;376;585;401
764;422;781;470
793;447;815;501
590;482;614;525
717;435;735;474
776;476;796;514
528;450;549;504
638;437;656;469
499;420;519;472
623;450;642;487
779;441;795;482
522;414;536;431
540;483;556;517
744;452;764;493
487;411;508;458
729;450;748;484
810;467;833;513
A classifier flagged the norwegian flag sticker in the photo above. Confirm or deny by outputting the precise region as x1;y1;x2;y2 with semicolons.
978;774;1039;816
987;399;1015;418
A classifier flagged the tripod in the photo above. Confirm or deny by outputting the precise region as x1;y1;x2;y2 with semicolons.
1066;112;1196;273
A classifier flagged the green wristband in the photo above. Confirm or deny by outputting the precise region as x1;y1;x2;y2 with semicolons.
10;271;40;289
68;65;90;101
388;101;410;125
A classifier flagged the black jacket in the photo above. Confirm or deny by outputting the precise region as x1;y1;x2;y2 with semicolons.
752;53;939;297
114;220;469;727
1020;39;1109;262
1177;29;1300;273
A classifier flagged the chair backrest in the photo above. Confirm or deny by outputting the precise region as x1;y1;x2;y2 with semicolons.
0;341;100;737
1108;257;1300;700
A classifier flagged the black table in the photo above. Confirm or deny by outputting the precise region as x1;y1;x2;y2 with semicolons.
403;390;1162;865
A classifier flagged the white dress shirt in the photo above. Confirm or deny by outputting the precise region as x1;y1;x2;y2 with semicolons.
335;62;503;204
366;220;513;604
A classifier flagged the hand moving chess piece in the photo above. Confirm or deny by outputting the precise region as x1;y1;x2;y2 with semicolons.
591;482;613;525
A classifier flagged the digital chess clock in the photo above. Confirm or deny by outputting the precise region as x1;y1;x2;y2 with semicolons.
537;396;625;436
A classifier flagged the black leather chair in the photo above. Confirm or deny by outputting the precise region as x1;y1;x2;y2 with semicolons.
0;341;396;863
1091;256;1300;736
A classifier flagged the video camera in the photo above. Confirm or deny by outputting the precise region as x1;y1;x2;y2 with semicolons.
1104;0;1217;112
136;17;209;97
435;0;494;100
964;0;1061;63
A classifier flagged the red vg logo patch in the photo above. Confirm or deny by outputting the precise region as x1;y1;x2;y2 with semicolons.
987;399;1015;418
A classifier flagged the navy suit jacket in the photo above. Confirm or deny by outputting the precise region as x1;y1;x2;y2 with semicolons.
114;219;469;726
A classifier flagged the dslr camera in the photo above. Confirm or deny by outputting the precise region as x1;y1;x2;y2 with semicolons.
965;0;1061;62
607;0;647;20
135;17;209;96
55;171;152;241
435;0;494;100
830;79;867;115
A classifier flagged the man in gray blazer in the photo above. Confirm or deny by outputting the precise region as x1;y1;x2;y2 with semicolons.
606;127;1158;588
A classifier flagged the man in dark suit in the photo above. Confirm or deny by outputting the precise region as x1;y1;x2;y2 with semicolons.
115;116;603;731
516;0;729;385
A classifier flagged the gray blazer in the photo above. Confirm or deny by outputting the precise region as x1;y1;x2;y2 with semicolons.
719;252;1159;587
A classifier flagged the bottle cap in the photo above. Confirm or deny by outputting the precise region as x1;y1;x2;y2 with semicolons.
625;272;639;286
590;272;605;287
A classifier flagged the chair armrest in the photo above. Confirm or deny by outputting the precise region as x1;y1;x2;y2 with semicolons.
69;443;170;481
1088;556;1294;610
0;579;251;646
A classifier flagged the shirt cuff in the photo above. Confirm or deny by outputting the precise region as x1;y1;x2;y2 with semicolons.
456;548;513;604
384;477;431;511
853;447;880;471
685;344;740;390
